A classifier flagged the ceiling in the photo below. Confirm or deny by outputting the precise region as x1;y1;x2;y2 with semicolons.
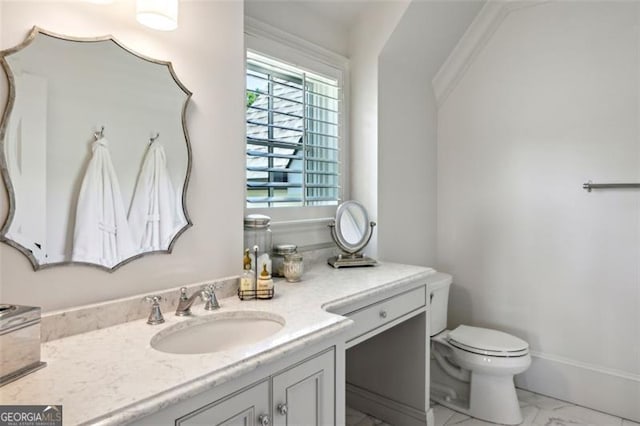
245;0;373;33
294;0;372;31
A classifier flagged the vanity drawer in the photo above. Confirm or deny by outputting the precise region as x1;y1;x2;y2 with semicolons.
344;285;426;344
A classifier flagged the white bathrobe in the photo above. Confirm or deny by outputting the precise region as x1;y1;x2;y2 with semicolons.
72;137;137;268
128;140;186;252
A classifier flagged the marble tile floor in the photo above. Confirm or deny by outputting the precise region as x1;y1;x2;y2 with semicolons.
346;406;392;426
346;389;640;426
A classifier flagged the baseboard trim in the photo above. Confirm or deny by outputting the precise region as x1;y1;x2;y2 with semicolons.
515;351;640;422
346;382;427;426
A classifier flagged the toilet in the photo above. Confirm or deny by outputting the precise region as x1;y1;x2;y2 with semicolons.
428;272;531;425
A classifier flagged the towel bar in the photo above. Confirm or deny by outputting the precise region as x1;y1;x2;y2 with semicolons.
583;181;640;192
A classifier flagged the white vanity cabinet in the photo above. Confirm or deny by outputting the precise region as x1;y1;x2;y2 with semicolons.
138;348;336;426
177;380;270;426
271;348;334;426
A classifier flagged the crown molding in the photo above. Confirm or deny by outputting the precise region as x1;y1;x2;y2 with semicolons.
244;16;349;70
432;0;548;108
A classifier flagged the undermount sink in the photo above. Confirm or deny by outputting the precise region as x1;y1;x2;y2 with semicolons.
151;311;285;355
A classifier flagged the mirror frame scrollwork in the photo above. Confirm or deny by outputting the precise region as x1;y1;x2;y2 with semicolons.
0;27;193;271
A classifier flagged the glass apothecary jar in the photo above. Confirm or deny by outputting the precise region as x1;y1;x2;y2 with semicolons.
284;253;304;282
243;214;272;256
272;244;297;277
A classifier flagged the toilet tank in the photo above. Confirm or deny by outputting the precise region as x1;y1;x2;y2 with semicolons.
427;272;452;337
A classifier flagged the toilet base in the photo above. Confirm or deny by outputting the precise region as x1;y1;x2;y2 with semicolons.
431;377;522;425
431;357;524;425
469;372;523;425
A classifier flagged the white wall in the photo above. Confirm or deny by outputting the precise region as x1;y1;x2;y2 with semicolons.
378;1;483;267
437;1;640;420
348;0;410;258
0;1;245;311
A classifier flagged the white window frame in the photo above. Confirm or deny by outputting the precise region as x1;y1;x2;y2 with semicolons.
244;17;350;229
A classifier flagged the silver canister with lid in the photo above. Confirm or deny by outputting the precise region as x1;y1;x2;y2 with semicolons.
243;214;272;256
272;244;297;277
0;304;47;386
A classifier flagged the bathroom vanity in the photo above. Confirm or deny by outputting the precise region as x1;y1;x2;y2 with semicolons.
0;262;435;425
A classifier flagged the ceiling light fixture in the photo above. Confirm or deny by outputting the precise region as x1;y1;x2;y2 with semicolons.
136;0;178;31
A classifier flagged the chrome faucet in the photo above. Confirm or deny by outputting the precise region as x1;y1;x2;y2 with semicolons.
175;287;204;316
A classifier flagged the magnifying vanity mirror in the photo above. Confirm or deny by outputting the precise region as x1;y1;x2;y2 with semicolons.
328;200;377;268
0;27;192;271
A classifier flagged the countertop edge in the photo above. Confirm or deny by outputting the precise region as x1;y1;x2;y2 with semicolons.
321;268;435;312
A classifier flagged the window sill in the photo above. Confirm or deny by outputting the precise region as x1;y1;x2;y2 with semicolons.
246;206;337;249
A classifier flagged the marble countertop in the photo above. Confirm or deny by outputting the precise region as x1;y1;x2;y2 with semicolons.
0;262;434;425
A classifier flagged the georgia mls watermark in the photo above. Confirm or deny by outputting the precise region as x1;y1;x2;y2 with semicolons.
0;405;62;426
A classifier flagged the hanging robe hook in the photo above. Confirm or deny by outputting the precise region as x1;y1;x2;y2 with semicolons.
149;132;160;145
94;126;105;141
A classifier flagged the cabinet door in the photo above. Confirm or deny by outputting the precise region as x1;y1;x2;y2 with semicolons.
177;379;270;426
272;349;335;426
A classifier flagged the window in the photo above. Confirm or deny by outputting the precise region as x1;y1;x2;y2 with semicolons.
246;52;342;209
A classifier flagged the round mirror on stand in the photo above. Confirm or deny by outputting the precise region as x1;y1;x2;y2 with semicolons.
328;200;377;268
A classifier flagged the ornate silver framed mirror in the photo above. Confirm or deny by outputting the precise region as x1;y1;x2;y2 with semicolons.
328;200;377;268
0;27;192;271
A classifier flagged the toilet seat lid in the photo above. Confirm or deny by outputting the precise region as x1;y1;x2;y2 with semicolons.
448;325;529;357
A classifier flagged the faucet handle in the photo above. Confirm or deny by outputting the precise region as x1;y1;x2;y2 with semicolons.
179;287;189;300
145;295;163;304
144;295;165;325
202;284;221;311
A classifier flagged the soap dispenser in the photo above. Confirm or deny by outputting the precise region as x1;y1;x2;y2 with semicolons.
256;263;274;299
240;249;255;299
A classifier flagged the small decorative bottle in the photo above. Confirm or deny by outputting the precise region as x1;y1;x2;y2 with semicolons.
256;263;274;299
284;252;304;282
272;244;297;277
239;249;255;299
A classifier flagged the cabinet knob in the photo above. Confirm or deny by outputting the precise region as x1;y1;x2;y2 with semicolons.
277;403;288;415
379;310;388;319
259;414;270;426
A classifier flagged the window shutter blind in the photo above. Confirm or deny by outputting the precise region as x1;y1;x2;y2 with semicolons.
246;52;341;207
